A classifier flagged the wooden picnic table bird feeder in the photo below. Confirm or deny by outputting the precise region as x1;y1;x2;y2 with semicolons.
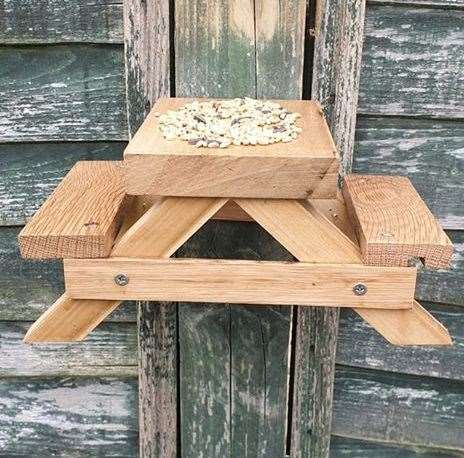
19;98;453;346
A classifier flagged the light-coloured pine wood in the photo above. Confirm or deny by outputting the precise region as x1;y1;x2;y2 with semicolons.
342;174;453;268
112;197;228;257
24;197;228;342
23;295;120;343
19;161;128;259
234;198;451;345
64;257;416;308
234;198;361;263
123;97;339;198
356;301;452;346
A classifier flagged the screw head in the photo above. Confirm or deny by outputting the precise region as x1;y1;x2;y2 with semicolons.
114;274;129;286
353;283;367;296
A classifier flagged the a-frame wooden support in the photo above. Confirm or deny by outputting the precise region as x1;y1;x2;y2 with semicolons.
21;174;452;345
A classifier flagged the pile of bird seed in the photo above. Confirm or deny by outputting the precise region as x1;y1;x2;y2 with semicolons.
156;98;302;148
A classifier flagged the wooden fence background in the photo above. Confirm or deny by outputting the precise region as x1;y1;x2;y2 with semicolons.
0;0;463;456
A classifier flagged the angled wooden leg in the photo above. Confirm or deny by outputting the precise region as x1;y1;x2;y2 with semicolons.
25;197;229;342
234;198;451;346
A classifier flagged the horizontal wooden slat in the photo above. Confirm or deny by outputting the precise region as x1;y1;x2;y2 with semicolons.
19;162;128;259
1;367;463;454
2;303;462;380
368;0;464;8
0;142;125;226
337;302;464;381
0;321;136;377
64;257;416;308
343;175;453;268
0;377;138;456
353;116;464;230
0;45;127;142
330;436;462;458
0;0;123;44
333;366;464;451
1;225;463;325
359;5;464;118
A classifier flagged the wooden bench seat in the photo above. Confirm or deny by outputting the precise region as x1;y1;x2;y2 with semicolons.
19;161;128;259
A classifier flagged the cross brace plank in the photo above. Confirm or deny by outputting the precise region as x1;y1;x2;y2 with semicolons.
234;198;451;345
24;197;228;342
64;258;416;308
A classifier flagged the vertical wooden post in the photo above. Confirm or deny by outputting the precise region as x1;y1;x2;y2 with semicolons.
123;1;177;456
290;1;367;456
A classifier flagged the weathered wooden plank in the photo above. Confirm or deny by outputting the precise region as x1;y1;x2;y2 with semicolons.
175;0;256;98
359;5;464;118
174;1;303;454
337;301;464;381
0;321;136;377
368;0;464;7
176;219;293;456
353;116;464;230
123;1;175;454
343;175;453;268
293;0;366;453
417;230;464;306
333;366;464;451
330;436;464;458
0;142;125;226
124;0;171;136
0;226;135;322
0;0;123;44
230;305;290;456
0;45;127;142
0;377;138;456
255;0;307;98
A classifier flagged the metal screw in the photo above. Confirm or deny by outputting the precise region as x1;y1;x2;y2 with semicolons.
114;274;129;286
353;283;367;296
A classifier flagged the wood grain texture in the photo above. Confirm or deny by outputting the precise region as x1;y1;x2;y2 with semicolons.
255;0;307;98
64;257;416;308
175;0;256;99
359;5;464;118
297;0;368;451
25;196;224;343
235;198;361;263
123;0;171;135
0;0;123;44
123;1;176;454
333;366;464;451
0;377;138;456
330;436;464;458
0;226;135;322
1;321;136;377
353;116;464;230
0;45;127;142
337;302;463;380
111;197;228;258
173;1;307;453
124;97;338;199
343;175;453;268
176;221;293;457
19;162;128;259
0;142;125;226
138;301;177;458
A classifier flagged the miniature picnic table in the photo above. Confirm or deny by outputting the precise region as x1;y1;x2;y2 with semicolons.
19;98;453;346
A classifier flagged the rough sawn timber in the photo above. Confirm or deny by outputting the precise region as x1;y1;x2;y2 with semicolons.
343;175;453;269
19;161;128;259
